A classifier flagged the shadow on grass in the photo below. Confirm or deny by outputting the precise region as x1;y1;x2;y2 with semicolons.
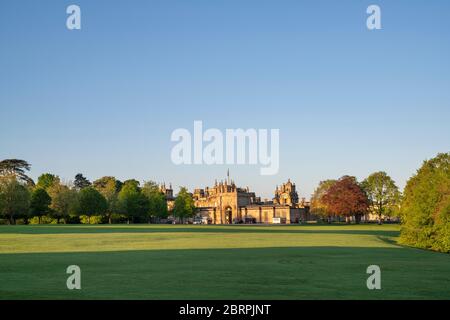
0;246;449;300
376;236;400;247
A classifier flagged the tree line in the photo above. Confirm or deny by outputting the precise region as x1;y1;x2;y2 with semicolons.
311;172;401;224
0;153;448;253
310;152;449;253
0;160;195;225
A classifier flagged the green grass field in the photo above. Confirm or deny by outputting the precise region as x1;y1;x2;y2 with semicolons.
0;224;449;300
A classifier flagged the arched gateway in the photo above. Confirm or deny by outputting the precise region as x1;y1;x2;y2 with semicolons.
225;207;232;224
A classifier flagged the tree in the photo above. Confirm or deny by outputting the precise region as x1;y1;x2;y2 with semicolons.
93;176;121;224
142;181;168;222
93;176;122;192
0;159;34;186
322;176;369;223
30;188;51;224
47;182;78;224
118;181;149;223
362;171;401;224
36;173;60;191
173;187;195;223
77;187;108;224
74;173;91;190
0;176;31;224
122;179;139;189
310;180;337;223
400;152;450;253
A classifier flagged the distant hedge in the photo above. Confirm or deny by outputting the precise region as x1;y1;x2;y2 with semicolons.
400;153;450;253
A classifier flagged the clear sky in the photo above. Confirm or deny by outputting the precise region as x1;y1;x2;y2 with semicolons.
1;0;449;199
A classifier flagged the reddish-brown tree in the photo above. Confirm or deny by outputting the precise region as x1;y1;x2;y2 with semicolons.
322;176;369;223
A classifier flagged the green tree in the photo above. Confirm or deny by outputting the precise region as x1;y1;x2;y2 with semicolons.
122;179;140;189
77;187;108;224
173;187;195;223
30;188;52;224
36;173;60;191
0;159;34;186
93;176;121;224
310;180;337;223
142;181;168;222
0;176;31;224
93;176;122;192
118;181;149;223
400;152;450;253
74;173;91;190
47;182;78;224
362;171;401;224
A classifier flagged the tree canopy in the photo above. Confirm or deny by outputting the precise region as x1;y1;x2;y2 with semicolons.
362;171;401;224
322;176;369;223
142;181;168;221
400;152;450;253
93;176;122;193
36;173;60;191
47;182;78;224
118;180;149;223
173;187;195;222
0;176;31;224
0;159;34;185
30;188;52;224
76;187;108;224
74;173;91;190
93;176;121;224
310;179;337;221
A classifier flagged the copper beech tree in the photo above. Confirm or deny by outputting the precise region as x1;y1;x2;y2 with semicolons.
322;176;369;223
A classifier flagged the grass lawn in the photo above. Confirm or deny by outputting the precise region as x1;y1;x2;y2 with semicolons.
0;224;449;300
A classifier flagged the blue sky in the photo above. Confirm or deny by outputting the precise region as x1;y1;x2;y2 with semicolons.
1;0;449;199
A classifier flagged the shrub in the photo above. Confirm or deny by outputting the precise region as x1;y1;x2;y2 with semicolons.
29;215;58;224
79;215;105;224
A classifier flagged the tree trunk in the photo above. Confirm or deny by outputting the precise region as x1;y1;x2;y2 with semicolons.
38;216;41;224
108;215;112;224
378;213;382;225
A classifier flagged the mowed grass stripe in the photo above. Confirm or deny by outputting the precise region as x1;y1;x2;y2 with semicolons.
0;231;399;254
0;224;401;234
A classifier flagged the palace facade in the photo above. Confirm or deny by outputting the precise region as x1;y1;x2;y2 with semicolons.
193;178;310;224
